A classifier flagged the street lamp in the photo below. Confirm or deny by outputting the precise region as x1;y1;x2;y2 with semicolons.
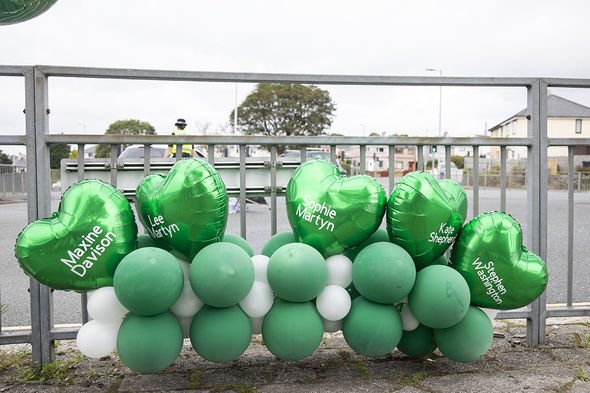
425;68;443;176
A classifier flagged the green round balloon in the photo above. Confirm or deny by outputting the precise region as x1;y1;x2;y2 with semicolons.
117;311;183;373
190;305;252;363
434;306;493;363
397;324;437;358
352;242;416;304
262;299;324;361
408;265;470;329
267;243;327;302
344;228;390;261
342;297;403;357
261;232;296;257
114;247;183;316
190;243;254;307
222;233;254;256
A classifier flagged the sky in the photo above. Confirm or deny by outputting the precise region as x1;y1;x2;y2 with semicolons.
2;0;590;154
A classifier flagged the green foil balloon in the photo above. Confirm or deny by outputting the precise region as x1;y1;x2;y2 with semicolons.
387;171;465;270
449;212;549;310
0;0;57;25
15;179;137;291
438;179;468;221
136;158;228;261
286;160;387;257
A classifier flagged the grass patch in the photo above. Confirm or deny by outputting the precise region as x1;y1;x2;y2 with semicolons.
189;369;201;390
573;333;590;348
577;366;590;382
19;354;86;384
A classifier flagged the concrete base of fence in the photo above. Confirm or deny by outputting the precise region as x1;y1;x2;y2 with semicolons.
0;318;588;393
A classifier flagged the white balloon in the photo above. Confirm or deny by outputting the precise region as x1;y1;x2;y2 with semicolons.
250;316;264;335
325;255;353;288
323;318;342;333
176;257;191;281
87;286;128;322
400;303;420;331
76;320;120;359
481;308;499;324
177;316;193;339
316;285;352;321
171;281;204;318
251;255;270;284
239;281;274;318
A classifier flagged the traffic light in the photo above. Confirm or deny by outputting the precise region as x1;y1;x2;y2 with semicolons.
431;145;438;153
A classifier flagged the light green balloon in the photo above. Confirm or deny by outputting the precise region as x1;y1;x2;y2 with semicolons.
117;311;183;373
267;243;327;302
114;247;183;316
342;297;403;357
434;306;493;363
262;299;324;361
190;243;254;308
261;232;296;257
222;233;254;256
408;265;470;329
397;324;437;358
352;242;416;304
190;305;252;363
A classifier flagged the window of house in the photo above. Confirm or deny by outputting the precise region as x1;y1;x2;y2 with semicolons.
379;161;384;168
576;119;582;134
378;147;384;152
395;161;403;169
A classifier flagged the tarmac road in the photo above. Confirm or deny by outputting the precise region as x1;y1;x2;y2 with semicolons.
0;187;589;328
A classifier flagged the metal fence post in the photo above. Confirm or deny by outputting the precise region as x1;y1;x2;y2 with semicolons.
526;79;548;345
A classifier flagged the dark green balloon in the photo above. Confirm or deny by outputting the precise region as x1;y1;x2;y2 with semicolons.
449;212;548;310
286;160;387;257
434;306;493;363
352;242;416;304
262;299;324;361
190;243;254;307
408;265;470;329
261;232;296;257
342;297;403;357
344;228;390;261
386;171;464;270
438;179;468;222
0;0;57;25
222;233;254;256
117;311;183;373
14;179;137;291
190;305;252;363
114;247;184;316
397;324;437;358
267;243;327;302
135;158;228;262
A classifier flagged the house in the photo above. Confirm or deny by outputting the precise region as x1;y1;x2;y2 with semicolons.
347;145;417;177
488;94;590;160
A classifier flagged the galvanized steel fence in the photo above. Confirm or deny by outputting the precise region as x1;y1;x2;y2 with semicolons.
0;65;589;366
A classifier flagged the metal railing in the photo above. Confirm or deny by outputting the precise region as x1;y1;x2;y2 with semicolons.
1;65;589;366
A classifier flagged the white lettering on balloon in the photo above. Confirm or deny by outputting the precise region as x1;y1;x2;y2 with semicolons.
472;257;508;305
295;194;336;232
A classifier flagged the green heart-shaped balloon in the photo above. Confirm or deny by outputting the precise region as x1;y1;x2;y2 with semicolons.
449;212;548;310
15;179;137;291
286;160;386;257
386;172;466;270
135;158;228;261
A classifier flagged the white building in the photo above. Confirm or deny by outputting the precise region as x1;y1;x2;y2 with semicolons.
489;94;590;160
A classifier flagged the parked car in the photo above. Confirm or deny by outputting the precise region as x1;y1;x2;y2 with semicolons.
118;144;205;159
279;149;347;175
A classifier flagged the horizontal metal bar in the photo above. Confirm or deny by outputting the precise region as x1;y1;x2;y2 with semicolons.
50;327;79;341
0;135;27;145
548;138;590;146
496;310;531;319
0;65;30;76
0;332;32;345
46;134;533;147
546;307;590;318
544;78;590;88
36;65;537;87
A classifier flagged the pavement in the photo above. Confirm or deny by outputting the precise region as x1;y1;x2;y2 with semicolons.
0;318;589;393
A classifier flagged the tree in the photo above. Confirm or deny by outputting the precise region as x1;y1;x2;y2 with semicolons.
0;150;11;165
450;155;465;169
230;83;336;145
95;119;156;158
49;144;71;169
